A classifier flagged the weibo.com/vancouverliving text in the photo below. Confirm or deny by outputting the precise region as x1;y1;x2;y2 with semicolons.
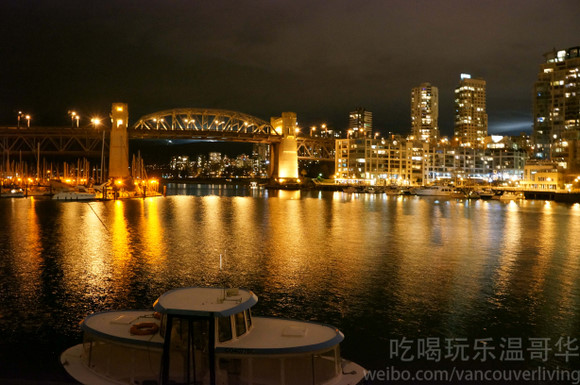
364;337;580;383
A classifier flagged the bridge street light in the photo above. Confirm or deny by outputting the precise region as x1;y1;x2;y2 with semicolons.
17;111;22;129
25;115;31;128
184;118;195;129
69;111;77;128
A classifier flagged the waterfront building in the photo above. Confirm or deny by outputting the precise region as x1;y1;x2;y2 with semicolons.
422;138;526;185
335;133;527;186
411;83;439;142
520;161;565;190
485;136;528;181
348;108;372;138
454;74;488;148
424;145;489;183
532;46;580;172
335;136;414;185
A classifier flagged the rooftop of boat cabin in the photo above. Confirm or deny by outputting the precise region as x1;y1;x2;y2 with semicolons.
153;287;258;317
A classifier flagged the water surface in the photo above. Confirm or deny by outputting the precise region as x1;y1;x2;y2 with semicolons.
1;185;579;381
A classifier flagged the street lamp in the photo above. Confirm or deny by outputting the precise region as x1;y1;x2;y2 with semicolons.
75;115;80;128
17;111;22;128
91;118;101;128
25;115;31;128
69;111;77;128
310;126;316;136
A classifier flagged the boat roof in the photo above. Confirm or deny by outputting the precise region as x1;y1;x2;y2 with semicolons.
80;311;343;355
216;316;344;354
81;310;164;348
153;287;258;317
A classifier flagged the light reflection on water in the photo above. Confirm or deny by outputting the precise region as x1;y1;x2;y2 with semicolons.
1;188;580;379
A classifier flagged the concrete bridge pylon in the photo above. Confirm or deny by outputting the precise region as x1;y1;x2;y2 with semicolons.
108;103;130;179
269;112;299;181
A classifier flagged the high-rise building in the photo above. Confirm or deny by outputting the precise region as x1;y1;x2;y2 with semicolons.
411;83;439;142
532;46;580;170
349;107;372;138
454;74;487;147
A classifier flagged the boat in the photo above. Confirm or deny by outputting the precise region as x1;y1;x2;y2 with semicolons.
52;185;98;200
451;188;468;198
0;188;25;198
363;186;377;193
468;188;494;200
52;190;97;200
384;186;402;195
478;189;495;200
60;287;366;385
499;191;525;201
413;185;454;196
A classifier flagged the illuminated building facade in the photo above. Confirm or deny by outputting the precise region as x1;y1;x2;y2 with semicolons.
520;161;565;190
454;74;488;148
348;108;372;138
335;136;526;186
411;83;439;142
532;46;580;171
423;145;526;184
335;137;414;185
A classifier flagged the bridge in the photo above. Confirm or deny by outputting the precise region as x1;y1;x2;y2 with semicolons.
0;104;335;180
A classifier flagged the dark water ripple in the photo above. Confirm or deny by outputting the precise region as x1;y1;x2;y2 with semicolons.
1;188;580;381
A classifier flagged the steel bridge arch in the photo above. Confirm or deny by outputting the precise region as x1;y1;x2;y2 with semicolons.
131;108;279;137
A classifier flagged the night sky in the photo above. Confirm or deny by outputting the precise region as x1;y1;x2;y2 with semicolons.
1;0;579;138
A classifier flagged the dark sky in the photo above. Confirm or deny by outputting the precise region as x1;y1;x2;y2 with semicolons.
1;0;579;137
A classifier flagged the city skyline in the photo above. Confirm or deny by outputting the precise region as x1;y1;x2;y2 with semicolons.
0;1;579;137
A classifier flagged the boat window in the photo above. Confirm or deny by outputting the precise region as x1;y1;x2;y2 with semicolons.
218;316;232;342
234;312;246;337
314;347;340;384
285;355;313;385
245;309;252;328
164;317;210;384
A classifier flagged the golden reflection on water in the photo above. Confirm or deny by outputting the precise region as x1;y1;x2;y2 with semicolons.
200;195;226;260
9;199;43;307
167;196;197;265
80;202;111;287
262;195;309;290
231;197;257;258
5;193;580;352
489;200;525;315
275;189;301;200
139;198;166;267
111;200;131;266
